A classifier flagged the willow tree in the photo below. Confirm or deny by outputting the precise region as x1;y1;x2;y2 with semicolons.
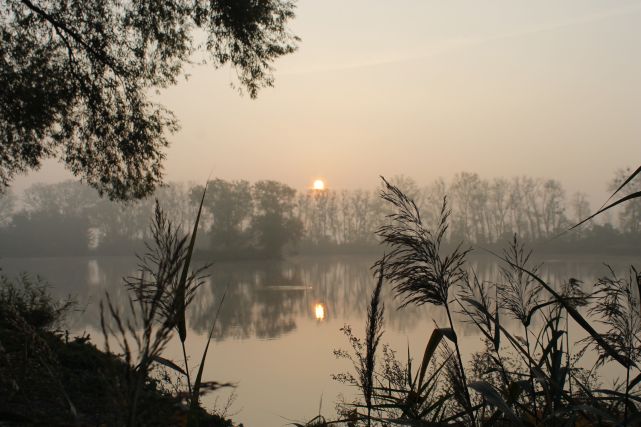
1;0;298;200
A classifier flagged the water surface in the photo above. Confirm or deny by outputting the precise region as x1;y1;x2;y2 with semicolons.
1;254;637;426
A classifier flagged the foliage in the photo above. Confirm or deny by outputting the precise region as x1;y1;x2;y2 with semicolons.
333;277;458;425
0;274;234;426
0;188;15;226
375;177;469;309
187;178;303;259
376;177;475;423
2;171;641;258
497;234;543;328
191;179;253;253
99;194;235;426
250;180;303;256
332;264;385;425
1;0;298;200
584;266;641;368
330;176;641;426
0;273;73;331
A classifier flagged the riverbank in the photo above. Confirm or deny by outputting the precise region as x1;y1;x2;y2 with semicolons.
0;276;237;427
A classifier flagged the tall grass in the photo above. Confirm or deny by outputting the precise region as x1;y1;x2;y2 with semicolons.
332;176;641;426
100;191;232;426
582;266;641;424
375;177;475;424
0;275;79;424
362;262;385;425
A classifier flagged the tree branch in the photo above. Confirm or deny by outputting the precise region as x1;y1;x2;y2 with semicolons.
19;0;125;75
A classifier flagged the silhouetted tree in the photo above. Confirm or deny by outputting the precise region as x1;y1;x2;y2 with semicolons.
1;0;298;200
22;181;99;217
89;197;154;252
450;172;489;242
250;180;302;257
418;177;447;231
487;177;511;240
154;183;196;232
88;182;193;252
540;179;567;236
388;175;421;201
193;179;252;253
337;189;379;245
0;211;91;256
0;190;15;227
508;176;529;239
297;187;339;245
0;182;94;255
570;191;591;238
610;168;641;234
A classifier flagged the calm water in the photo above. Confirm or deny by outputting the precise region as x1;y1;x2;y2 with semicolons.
1;254;638;426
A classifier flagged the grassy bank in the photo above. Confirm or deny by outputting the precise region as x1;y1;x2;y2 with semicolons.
0;191;238;427
0;274;234;426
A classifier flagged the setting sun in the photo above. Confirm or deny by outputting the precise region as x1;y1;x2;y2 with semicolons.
314;303;326;321
312;179;325;191
4;0;637;424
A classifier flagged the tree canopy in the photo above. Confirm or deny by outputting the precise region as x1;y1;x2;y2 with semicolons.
1;0;298;200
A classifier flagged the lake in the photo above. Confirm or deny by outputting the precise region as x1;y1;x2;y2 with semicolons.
0;253;637;426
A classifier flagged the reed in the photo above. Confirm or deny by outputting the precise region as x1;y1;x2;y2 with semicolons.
99;191;233;426
375;177;475;425
361;262;385;425
330;174;641;426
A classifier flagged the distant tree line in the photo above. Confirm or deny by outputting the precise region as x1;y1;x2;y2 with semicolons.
296;171;640;254
0;170;638;258
0;181;193;256
189;179;303;259
0;179;303;258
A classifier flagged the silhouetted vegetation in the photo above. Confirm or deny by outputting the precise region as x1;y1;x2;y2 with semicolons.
1;169;639;425
0;0;298;200
0;273;233;426
326;177;641;426
1;170;639;258
0;194;240;426
190;179;303;260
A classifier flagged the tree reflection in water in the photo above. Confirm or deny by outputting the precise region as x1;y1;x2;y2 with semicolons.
0;254;636;339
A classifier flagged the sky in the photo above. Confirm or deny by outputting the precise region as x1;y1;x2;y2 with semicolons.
14;0;641;205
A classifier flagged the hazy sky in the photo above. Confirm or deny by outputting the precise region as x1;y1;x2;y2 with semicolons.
15;0;641;204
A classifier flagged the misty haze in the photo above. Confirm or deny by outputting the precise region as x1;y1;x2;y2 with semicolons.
1;1;640;426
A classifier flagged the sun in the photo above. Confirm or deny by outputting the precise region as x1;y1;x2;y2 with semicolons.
314;303;326;321
312;179;325;191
